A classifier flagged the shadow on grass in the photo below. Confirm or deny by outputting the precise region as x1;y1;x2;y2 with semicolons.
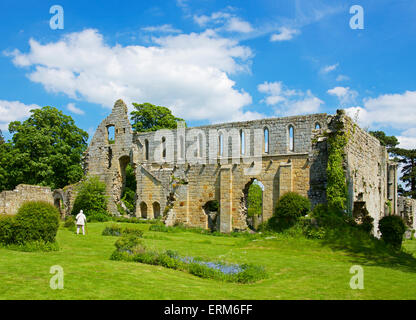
320;228;416;273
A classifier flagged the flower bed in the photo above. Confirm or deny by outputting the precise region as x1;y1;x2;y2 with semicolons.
102;224;143;238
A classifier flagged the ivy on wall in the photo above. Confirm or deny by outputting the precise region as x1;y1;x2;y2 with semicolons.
326;112;349;212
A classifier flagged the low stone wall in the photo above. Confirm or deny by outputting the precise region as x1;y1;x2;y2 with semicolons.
0;184;54;215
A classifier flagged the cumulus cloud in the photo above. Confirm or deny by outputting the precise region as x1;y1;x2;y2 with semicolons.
345;91;416;129
258;81;324;116
67;103;84;115
0;100;40;130
270;27;300;42
8;29;256;123
327;86;358;106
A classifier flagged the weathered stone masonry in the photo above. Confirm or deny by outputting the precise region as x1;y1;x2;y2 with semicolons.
82;100;400;234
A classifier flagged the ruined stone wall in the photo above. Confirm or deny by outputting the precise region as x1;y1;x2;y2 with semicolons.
83;99;395;233
342;114;392;236
397;196;416;230
83;99;134;215
0;184;54;215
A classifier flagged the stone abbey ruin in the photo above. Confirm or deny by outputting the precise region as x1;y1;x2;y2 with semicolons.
1;99;415;235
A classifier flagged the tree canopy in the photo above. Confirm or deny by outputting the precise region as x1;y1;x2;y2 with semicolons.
0;106;88;191
130;102;185;132
369;131;399;151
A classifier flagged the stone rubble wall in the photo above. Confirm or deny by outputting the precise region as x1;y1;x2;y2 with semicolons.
397;196;416;231
0;184;54;215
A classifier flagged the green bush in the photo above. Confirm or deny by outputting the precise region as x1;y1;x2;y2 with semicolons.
1;240;59;252
0;215;17;245
102;224;144;237
14;201;60;244
378;215;406;249
71;176;110;220
268;192;310;231
87;211;112;222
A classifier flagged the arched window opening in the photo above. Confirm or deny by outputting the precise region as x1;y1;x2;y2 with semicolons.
315;122;321;130
162;137;166;159
107;125;115;144
179;136;185;160
218;133;224;156
140;202;148;219
288;125;294;152
198;133;204;158
240;129;245;155
264;127;269;153
144;139;149;161
153;202;161;219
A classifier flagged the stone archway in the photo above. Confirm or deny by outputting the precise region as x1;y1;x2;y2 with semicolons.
153;202;161;219
140;201;148;219
240;178;264;230
53;190;65;219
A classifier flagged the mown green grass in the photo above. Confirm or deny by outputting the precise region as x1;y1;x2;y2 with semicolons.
0;222;416;300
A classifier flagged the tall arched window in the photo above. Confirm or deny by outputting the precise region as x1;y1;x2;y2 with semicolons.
198;133;204;158
218;133;224;156
179;136;184;160
288;125;294;152
162;137;166;159
315;122;321;130
240;129;245;155
264;127;269;153
144;139;149;161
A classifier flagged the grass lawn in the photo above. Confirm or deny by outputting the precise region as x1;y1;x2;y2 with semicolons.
0;222;416;300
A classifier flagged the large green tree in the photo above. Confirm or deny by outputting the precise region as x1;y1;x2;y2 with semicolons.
130;102;185;132
390;148;416;199
0;106;88;191
369;131;399;151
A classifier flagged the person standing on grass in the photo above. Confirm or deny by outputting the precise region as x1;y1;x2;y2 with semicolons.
76;210;87;235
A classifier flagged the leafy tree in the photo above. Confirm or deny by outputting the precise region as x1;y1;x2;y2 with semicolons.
71;176;108;218
247;183;262;217
130;102;185;132
369;131;399;151
0;106;88;191
390;148;416;199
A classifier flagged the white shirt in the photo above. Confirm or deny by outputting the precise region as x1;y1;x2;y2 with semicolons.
76;212;87;225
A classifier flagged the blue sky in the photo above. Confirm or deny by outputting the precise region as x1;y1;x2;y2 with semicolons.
0;0;415;147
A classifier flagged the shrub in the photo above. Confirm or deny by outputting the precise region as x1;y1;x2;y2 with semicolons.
102;224;143;237
378;215;406;249
268;192;310;231
71;176;110;219
14;201;60;244
0;215;17;245
87;211;112;222
2;240;59;252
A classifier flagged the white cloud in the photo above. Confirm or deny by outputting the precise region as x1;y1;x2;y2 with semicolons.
67;103;84;115
327;86;358;106
270;27;300;42
345;91;416;129
141;24;182;34
321;63;339;74
8;29;255;123
258;81;323;116
0;100;40;130
193;10;253;34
